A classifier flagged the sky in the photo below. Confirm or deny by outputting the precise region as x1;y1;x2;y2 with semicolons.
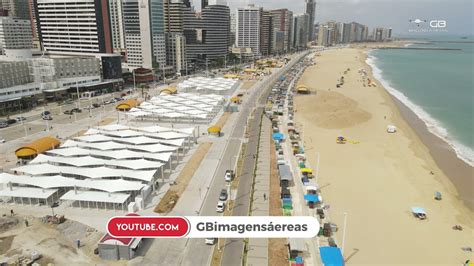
192;0;473;36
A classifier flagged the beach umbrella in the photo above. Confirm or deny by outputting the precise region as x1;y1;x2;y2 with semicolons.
304;194;320;203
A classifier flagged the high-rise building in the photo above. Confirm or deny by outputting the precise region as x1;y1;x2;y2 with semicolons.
166;33;186;74
34;0;113;55
342;23;351;43
201;0;208;10
122;0;166;69
293;14;309;48
108;0;125;53
230;12;236;47
260;10;273;56
183;0;230;66
271;8;293;52
304;0;316;41
0;0;29;19
236;4;262;57
0;16;32;54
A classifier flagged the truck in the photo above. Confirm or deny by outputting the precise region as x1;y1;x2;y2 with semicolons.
224;170;235;182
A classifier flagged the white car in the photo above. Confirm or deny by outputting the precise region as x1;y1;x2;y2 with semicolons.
205;238;216;245
216;201;225;213
0;138;5;143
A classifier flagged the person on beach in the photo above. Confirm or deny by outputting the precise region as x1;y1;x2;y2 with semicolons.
263;193;267;201
10;209;14;216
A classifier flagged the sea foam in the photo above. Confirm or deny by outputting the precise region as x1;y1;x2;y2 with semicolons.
366;51;474;166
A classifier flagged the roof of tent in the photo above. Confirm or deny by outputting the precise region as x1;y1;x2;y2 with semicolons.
12;164;157;183
319;247;344;266
62;140;178;153
278;164;293;181
31;154;164;170
0;186;58;199
46;147;172;162
0;173;145;193
288;238;307;252
15;136;61;158
61;190;130;204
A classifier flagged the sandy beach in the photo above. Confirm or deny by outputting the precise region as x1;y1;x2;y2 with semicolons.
295;48;473;264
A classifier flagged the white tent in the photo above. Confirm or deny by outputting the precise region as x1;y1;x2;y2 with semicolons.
31;154;164;170
0;173;145;193
12;164;157;183
61;190;130;204
47;147;172;162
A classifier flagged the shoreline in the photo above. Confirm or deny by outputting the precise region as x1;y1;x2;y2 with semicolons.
294;47;473;264
364;50;474;210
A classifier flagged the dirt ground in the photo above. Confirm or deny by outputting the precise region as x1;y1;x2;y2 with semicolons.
0;215;115;265
268;140;289;266
154;142;212;213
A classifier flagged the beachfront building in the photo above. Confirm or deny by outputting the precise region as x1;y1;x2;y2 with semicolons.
108;0;126;54
271;8;293;53
0;16;33;54
293;14;309;48
33;0;113;55
0;0;29;19
304;0;316;41
183;0;230;68
236;4;262;57
260;10;273;56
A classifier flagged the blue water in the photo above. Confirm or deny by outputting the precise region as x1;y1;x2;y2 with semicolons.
367;36;474;165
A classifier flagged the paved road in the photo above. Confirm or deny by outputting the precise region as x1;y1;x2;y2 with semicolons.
220;52;311;266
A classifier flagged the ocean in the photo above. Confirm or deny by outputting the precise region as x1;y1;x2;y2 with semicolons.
367;37;474;165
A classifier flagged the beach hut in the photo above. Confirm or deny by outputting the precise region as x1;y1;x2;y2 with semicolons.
301;168;314;178
15;136;61;160
230;96;241;104
336;136;347;144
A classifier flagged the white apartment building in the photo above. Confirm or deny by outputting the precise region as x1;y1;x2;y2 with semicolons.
0;17;33;54
236;5;262;57
34;0;113;54
108;0;125;53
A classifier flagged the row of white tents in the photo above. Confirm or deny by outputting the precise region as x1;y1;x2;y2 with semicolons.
177;77;239;95
126;93;225;123
0;125;195;211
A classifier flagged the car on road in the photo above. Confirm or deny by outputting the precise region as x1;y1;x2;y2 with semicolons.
71;108;82;113
92;103;101;108
219;189;228;201
16;116;26;122
41;111;52;120
6;119;16;125
104;100;113;105
0;138;5;143
64;110;74;115
0;121;8;128
216;201;225;213
205;238;217;245
225;170;234;182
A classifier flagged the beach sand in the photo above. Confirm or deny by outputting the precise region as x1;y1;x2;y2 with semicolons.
295;48;473;264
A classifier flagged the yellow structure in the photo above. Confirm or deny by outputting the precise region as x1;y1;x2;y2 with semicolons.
230;96;241;104
301;168;313;175
207;125;221;135
296;85;310;94
116;99;139;111
224;74;240;79
244;68;257;73
15;136;61;159
160;87;178;94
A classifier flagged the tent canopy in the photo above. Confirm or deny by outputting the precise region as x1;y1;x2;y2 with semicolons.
411;207;426;215
319;247;344;266
160;86;177;94
208;126;221;134
61;190;130;204
116;99;139;111
15;136;61;159
304;194;320;203
0;186;57;199
272;133;284;141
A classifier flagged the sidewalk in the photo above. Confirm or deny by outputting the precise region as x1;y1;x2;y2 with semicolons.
246;116;271;266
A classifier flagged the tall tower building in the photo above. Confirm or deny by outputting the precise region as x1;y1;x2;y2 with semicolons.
0;0;30;19
183;0;230;66
201;0;208;10
293;14;309;48
304;0;316;41
260;10;273;56
122;0;166;69
34;0;113;54
271;8;293;52
108;0;125;53
236;4;262;57
0;16;33;54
